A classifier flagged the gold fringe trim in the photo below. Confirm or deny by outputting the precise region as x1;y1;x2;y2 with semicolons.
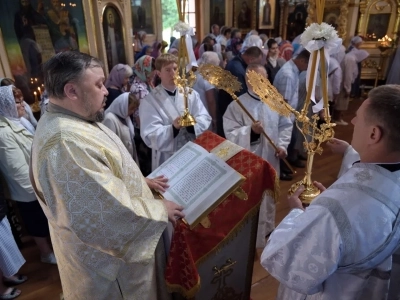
166;277;201;299
195;189;273;267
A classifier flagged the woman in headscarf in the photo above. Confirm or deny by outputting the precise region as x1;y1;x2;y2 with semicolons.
0;86;56;266
0;78;37;129
103;93;168;191
134;30;147;54
129;55;156;176
226;38;243;61
104;64;133;109
150;41;162;59
134;45;153;61
242;35;263;52
276;38;293;61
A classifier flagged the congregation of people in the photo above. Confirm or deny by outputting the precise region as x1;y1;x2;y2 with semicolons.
0;21;399;300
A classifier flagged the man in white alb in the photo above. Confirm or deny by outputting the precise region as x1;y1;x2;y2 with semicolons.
261;84;400;299
223;64;292;247
139;54;211;170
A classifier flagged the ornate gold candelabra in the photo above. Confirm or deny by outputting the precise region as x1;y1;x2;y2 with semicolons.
174;0;196;127
249;0;336;205
174;69;196;126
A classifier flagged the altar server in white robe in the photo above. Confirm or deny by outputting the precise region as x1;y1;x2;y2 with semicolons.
328;137;400;300
30;51;184;300
261;84;400;300
223;64;292;246
140;54;211;170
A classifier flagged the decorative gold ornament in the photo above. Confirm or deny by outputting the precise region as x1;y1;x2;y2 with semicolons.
199;64;296;175
174;0;196;127
246;70;296;119
249;0;337;205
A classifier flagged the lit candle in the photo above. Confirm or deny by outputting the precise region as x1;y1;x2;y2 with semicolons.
37;87;41;97
35;78;37;82
34;91;38;102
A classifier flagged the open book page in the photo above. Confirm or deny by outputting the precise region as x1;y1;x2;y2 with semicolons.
148;142;244;226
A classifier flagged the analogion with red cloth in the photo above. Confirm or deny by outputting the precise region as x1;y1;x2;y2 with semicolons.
165;131;278;297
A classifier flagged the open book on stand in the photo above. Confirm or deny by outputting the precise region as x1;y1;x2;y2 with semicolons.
147;142;246;229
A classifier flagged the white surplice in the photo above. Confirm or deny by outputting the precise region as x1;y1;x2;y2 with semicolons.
337;146;400;300
223;91;292;247
261;157;400;299
139;85;211;170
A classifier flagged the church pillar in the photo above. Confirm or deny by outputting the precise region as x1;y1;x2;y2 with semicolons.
279;0;289;39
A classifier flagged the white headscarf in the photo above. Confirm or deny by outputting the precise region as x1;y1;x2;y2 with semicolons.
197;51;220;66
351;36;363;45
0;86;35;134
213;43;221;54
242;35;263;52
104;92;135;143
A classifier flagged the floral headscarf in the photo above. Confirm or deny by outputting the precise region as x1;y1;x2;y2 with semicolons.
133;55;154;84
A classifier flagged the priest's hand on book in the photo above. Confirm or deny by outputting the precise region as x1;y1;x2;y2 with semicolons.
163;199;185;226
145;175;170;192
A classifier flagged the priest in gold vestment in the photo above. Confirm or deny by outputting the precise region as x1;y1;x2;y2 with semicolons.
30;51;184;300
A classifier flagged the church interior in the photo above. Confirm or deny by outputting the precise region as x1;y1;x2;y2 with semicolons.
0;0;399;299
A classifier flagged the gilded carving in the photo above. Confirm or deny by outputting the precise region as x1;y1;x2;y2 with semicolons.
306;0;316;25
362;59;379;68
306;0;349;40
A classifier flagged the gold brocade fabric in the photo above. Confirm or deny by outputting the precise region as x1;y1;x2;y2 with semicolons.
31;109;168;299
210;139;244;161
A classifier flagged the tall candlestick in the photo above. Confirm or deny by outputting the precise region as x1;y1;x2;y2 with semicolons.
37;87;41;97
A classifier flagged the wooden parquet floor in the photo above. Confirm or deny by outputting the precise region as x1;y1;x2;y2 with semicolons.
14;99;361;300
